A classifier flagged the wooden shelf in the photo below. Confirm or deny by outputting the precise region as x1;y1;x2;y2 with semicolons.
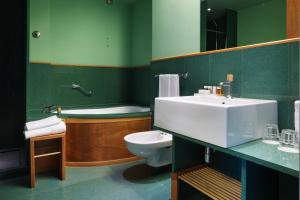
178;166;241;200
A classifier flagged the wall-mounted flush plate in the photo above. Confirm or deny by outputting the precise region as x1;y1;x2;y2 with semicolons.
32;31;41;38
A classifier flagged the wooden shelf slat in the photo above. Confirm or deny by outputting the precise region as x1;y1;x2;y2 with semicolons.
34;151;61;158
179;166;241;200
188;171;239;199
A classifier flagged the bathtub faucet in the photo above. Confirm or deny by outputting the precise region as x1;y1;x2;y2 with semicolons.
72;83;93;96
42;105;61;114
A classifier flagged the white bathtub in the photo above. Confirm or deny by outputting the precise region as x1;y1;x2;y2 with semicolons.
60;106;150;115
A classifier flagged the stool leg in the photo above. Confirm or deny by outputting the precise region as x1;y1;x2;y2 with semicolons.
59;135;66;180
171;172;179;200
29;140;35;188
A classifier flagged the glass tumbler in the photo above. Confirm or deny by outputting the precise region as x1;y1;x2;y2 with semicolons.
278;129;299;153
262;124;280;145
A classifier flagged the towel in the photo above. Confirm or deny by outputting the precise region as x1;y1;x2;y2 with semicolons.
24;121;66;139
295;100;299;134
25;116;61;131
159;74;180;97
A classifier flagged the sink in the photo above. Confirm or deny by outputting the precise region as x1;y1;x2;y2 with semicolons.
154;95;277;148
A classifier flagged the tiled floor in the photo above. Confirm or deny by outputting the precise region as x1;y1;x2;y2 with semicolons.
0;160;171;200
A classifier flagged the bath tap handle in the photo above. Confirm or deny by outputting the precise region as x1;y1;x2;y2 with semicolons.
42;105;60;113
72;83;80;89
42;105;55;113
71;83;93;96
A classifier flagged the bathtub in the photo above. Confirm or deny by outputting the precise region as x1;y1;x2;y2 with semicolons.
60;106;150;115
62;105;151;167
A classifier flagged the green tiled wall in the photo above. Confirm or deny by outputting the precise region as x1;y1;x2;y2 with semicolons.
50;66;131;107
150;41;299;130
28;41;299;130
130;67;151;106
27;63;131;120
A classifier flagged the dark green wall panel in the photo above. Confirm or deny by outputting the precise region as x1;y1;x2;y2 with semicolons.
183;55;210;95
150;41;299;130
27;42;299;130
27;63;53;112
241;44;289;96
130;67;151;106
289;42;299;97
27;64;131;120
51;66;131;107
210;50;242;97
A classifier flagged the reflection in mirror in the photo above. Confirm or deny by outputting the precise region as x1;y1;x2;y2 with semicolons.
202;0;286;51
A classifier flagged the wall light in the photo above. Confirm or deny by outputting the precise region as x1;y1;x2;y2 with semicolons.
105;0;113;5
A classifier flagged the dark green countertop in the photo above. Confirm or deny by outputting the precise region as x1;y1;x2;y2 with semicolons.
230;140;299;177
166;131;299;177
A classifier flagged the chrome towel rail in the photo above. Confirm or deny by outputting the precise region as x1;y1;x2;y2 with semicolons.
154;72;189;79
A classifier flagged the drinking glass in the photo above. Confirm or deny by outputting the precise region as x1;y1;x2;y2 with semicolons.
262;124;280;145
278;129;299;153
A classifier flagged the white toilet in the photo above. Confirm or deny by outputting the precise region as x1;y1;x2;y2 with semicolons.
124;130;172;167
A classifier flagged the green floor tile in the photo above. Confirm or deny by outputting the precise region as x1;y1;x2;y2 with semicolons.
0;161;171;200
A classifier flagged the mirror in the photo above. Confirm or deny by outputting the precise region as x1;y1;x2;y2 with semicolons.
202;0;287;51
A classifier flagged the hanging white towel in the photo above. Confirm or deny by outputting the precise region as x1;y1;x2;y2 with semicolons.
24;121;66;139
25;116;62;131
295;100;299;134
159;74;180;97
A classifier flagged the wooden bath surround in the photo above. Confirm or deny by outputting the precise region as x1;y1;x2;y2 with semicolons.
64;117;151;167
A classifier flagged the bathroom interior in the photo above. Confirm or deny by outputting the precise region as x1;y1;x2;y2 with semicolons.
0;0;299;199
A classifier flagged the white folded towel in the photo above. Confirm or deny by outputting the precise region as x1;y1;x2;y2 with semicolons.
295;100;299;134
25;116;62;131
159;74;180;97
24;121;66;139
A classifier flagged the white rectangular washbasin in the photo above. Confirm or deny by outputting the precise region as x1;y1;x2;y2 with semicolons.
154;95;277;148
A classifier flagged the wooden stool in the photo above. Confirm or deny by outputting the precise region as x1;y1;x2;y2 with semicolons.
29;132;66;188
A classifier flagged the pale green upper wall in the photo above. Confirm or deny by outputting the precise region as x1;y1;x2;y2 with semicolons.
152;0;201;59
29;0;132;66
29;0;51;62
237;0;286;46
131;0;152;66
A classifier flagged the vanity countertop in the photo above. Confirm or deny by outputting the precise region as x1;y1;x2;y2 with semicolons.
230;140;299;177
168;131;299;177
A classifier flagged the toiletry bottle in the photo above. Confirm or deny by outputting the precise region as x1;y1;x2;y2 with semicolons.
216;86;223;96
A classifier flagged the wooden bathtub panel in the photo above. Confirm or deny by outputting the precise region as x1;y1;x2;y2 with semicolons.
65;117;151;165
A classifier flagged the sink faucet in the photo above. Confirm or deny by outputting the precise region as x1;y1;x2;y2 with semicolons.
220;74;234;99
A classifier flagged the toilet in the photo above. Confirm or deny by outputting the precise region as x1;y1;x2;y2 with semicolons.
124;130;172;167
